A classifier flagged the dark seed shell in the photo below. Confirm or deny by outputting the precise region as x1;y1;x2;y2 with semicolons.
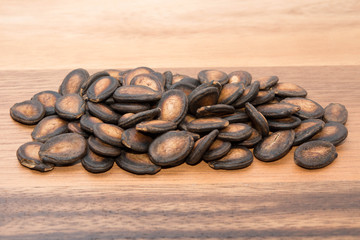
256;76;279;90
250;90;275;106
158;89;188;124
39;133;87;166
93;123;124;147
178;114;196;131
186;117;229;133
172;73;189;85
178;77;200;87
293;119;325;146
123;67;154;86
17;142;54;172
281;98;324;119
104;69;122;81
59;68;89;95
208;147;253;170
32;90;61;115
163;71;173;90
87;102;120;124
228;71;252;86
88;136;122;157
273;82;307;97
245;102;269;137
202;139;232;161
86;76;119;102
169;82;196;96
149;131;194;167
31;115;68;142
121;128;153;153
311;122;348;146
81;148;114;173
110;102;150;113
10;100;45;125
118;108;160;128
187;131;201;141
217;83;244;105
218;123;253;142
254;130;295;162
116;152;161;175
323;103;348;124
198;70;228;85
267;116;302;131
237;128;262;148
55;93;85;120
130;73;163;92
196;104;235;118
294;140;337;169
80;71;110;96
136;120;177;134
232;81;260;108
80;114;103;133
188;87;219;115
67;121;89;138
186;129;219;165
256;103;301;118
222;110;250;123
113;85;162;103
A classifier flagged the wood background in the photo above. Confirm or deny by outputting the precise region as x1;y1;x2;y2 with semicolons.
0;1;360;239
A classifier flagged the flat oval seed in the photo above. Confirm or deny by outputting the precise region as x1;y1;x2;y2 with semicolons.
186;117;229;133
232;81;260;108
93;123;124;147
172;74;189;85
196;104;235;118
256;76;279;90
273;82;307;97
17;142;54;172
81;148;114;173
104;69;122;81
208;147;253;170
149;131;194;167
198;70;228;85
245;102;269;137
88;136;122;157
250;90;275;106
80;71;110;96
110;102;150;113
281;98;324;119
31;115;68;142
293;119;325;146
59;68;89;95
188;87;220;115
116;152;161;175
218;123;252;142
113;85;162;102
178;77;200;87
118;108;160;128
186;129;219;165
237;128;262;148
55;93;85;120
121;128;153;153
222;110;250;123
32;90;61;115
169;82;196;96
228;71;252;86
323;103;348;124
218;83;244;105
39;133;87;166
256;103;301;118
80;114;103;133
130;73;163;92
158;89;188;124
267;116;302;131
136;120;177;134
254;130;295;162
311;122;348;146
123;67;154;86
10;100;45;125
294;140;338;169
178;114;196;131
67;121;89;138
86;76;119;102
202;139;232;161
87;102;120;124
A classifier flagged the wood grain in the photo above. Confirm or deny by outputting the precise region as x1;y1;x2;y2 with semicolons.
0;0;360;70
0;66;359;239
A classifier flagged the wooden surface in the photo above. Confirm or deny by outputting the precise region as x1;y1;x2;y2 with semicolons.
0;66;359;239
0;0;360;70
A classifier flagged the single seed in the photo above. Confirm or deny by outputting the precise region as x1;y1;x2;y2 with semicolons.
80;71;110;96
256;103;300;118
256;76;279;90
121;128;153;153
104;69;123;81
169;82;196;96
55;93;85;120
245;102;269;137
86;76;119;102
81;148;114;173
87;102;120;124
118;108;160;128
237;128;262;148
123;66;154;85
222;110;250;123
32;90;61;116
17;142;54;172
267;116;302;131
10;100;45;125
59;68;89;95
116;152;161;175
232;81;260;108
136;120;177;134
293;119;325;146
88;136;122;157
196;104;235;118
130;73;163;92
323;103;348;125
198;70;228;85
186;129;219;165
250;90;275;106
208;147;253;170
186;117;229;133
80;114;103;133
110;102;150;113
93;123;124;147
218;82;244;105
294;140;337;169
158;89;188;124
228;71;252;86
311;122;348;146
163;70;173;90
31;115;68;142
113;85;162;102
188;87;219;115
202;139;232;161
218;123;253;142
281;97;324;119
67;121;89;138
273;82;307;97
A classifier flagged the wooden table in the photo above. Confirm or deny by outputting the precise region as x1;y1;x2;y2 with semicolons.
0;66;359;239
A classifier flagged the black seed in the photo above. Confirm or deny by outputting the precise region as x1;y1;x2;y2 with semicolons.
31;115;68;142
81;148;114;173
10;100;45;125
116;152;161;175
208;147;253;170
17;142;54;172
